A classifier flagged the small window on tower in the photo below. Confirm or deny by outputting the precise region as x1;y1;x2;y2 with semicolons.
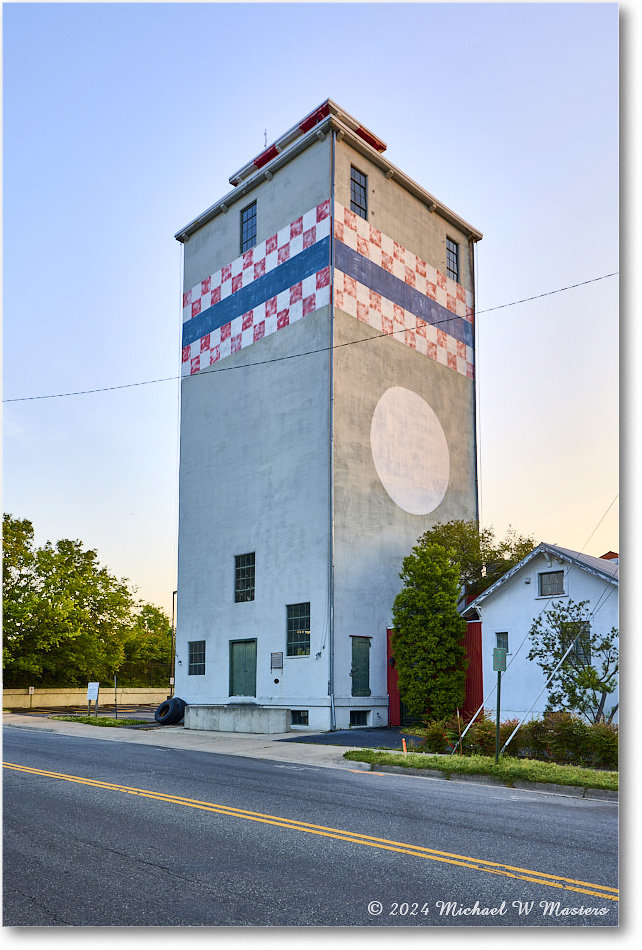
188;640;206;676
286;602;310;656
350;166;368;220
235;553;255;603
241;201;257;253
446;238;459;282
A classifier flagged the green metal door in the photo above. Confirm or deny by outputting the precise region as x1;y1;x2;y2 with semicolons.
351;637;371;697
229;639;257;697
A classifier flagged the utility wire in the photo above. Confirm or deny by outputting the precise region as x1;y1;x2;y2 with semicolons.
476;272;618;313
3;271;618;404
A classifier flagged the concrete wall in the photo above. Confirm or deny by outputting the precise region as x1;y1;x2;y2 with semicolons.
176;135;334;729
184;704;291;733
331;312;477;725
3;688;169;709
330;136;477;728
176;121;478;732
477;554;619;720
175;305;332;725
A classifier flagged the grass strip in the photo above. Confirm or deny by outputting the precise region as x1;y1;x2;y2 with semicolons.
50;716;150;727
343;750;617;791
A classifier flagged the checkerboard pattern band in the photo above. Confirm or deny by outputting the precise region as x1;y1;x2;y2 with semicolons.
181;198;474;379
334;203;474;379
182;200;331;375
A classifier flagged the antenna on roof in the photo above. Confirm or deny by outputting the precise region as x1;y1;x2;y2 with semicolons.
264;129;267;148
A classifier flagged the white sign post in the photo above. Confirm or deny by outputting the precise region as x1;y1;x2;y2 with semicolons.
87;682;100;717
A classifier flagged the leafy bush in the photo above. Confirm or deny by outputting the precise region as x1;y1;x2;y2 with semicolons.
416;711;617;770
585;721;619;770
419;719;451;754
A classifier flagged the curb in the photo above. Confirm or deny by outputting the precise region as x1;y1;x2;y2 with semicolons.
370;764;618;800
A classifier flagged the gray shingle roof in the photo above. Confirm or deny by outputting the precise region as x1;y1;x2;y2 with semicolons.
462;542;618;618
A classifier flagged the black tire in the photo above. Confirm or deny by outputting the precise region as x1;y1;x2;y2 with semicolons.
172;697;186;722
154;697;185;725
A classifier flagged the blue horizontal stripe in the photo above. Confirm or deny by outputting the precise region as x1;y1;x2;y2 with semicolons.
335;240;473;348
182;236;331;348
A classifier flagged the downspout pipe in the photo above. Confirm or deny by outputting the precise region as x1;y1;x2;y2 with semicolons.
328;130;337;731
470;236;480;526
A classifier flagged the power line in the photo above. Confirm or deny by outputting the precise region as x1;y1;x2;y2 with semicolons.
476;272;618;314
3;270;619;404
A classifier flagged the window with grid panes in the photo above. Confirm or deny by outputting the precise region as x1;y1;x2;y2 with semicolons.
235;553;255;603
240;201;257;253
188;640;206;675
538;570;565;596
562;622;592;664
350;166;368;220
446;238;459;282
286;602;310;656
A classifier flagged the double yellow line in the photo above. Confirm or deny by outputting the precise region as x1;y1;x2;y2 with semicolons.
3;761;618;902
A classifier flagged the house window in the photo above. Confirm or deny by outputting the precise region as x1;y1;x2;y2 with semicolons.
538;570;565;597
286;602;310;656
446;238;459;282
350;166;368;220
188;640;206;676
291;710;309;726
495;632;509;653
562;622;592;665
240;201;257;253
235;553;255;603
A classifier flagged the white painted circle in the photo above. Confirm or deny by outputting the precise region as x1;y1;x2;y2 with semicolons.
370;387;450;515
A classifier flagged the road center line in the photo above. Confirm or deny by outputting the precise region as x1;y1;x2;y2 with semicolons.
3;761;618;902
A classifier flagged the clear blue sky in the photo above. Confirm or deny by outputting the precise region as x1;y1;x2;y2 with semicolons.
3;2;622;616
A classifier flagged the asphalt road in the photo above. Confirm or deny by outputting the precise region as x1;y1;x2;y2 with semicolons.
3;725;618;927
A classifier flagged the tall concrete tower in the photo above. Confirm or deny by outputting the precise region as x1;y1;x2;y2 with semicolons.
174;101;482;731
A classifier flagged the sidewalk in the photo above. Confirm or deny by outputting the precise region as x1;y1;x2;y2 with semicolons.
2;711;369;772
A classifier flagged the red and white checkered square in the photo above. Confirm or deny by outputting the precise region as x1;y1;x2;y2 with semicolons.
334;267;473;381
334;202;471;321
182;263;331;376
182;201;331;325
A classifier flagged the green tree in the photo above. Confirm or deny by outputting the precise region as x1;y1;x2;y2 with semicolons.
3;514;134;686
120;603;172;686
2;515;42;679
391;542;467;720
527;598;618;724
417;520;535;599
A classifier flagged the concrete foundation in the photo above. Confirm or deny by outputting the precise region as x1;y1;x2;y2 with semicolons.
185;704;291;734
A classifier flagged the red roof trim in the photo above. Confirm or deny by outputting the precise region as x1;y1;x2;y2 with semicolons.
355;126;386;152
254;144;279;169
299;101;330;134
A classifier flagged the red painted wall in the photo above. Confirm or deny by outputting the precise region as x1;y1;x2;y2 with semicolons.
386;628;400;726
463;621;484;718
386;622;484;725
